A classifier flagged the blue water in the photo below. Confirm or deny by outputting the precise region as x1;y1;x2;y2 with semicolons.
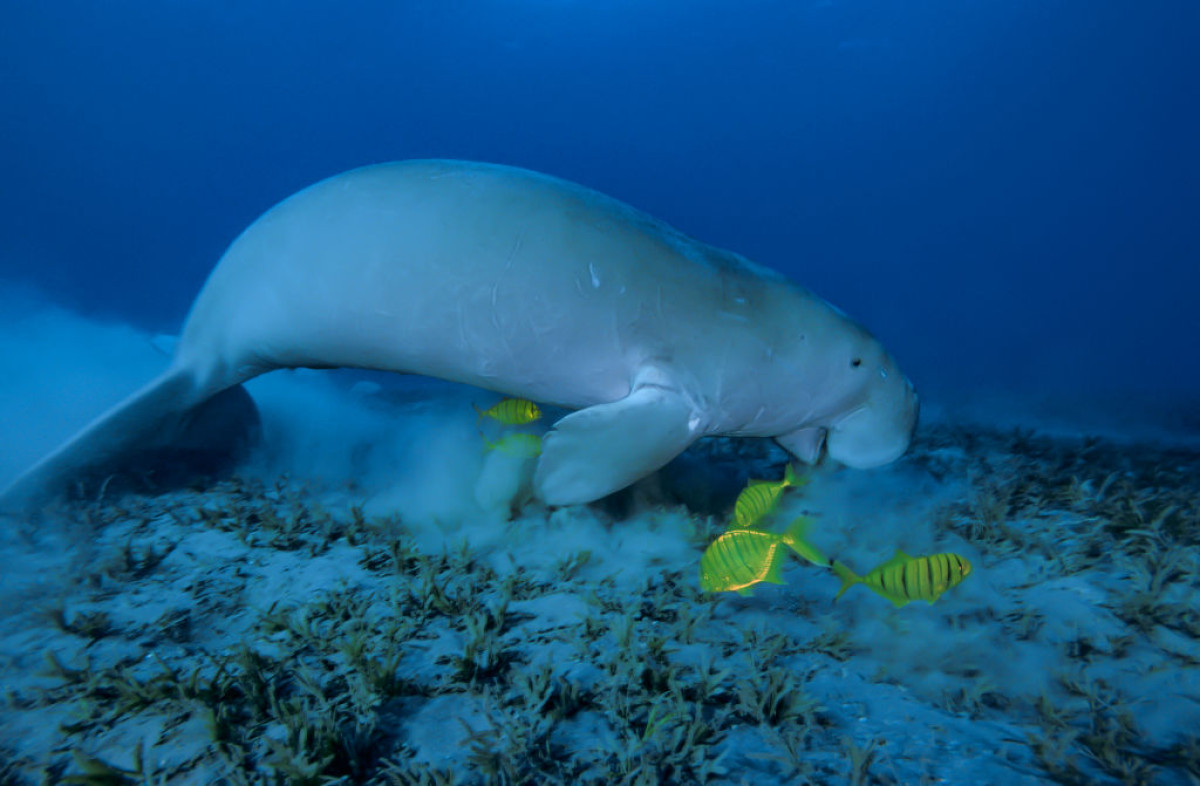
1;0;1195;400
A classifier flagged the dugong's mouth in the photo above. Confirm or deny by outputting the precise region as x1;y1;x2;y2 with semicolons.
824;379;920;468
774;367;919;470
774;425;828;465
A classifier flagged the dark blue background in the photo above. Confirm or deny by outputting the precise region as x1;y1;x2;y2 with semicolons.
1;0;1195;397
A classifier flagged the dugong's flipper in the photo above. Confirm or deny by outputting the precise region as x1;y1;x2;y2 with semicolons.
533;385;700;506
0;371;255;511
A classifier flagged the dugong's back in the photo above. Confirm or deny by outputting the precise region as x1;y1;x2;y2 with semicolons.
181;160;782;406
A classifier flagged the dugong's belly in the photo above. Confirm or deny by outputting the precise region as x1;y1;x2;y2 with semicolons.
181;161;772;408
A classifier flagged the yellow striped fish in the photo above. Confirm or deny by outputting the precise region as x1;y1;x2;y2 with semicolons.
732;463;806;528
473;398;542;426
700;516;829;596
481;432;543;459
833;551;971;607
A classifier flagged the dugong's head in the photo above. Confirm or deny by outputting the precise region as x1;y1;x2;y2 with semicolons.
773;314;919;469
822;346;919;468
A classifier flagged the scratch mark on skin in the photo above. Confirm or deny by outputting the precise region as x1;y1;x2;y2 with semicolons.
505;228;526;270
455;301;469;350
609;309;624;361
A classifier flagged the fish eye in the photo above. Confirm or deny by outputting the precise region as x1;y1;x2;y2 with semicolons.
850;358;862;368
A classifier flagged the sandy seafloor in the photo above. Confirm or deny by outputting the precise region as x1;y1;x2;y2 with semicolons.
1;349;1199;784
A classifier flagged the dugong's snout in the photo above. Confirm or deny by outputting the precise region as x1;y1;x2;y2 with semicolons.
824;364;919;469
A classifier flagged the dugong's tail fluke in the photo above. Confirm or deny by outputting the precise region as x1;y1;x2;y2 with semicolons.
0;370;255;513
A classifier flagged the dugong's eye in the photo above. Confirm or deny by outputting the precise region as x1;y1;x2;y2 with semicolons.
850;358;862;368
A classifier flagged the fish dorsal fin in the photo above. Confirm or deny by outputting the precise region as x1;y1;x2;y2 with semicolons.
879;550;913;569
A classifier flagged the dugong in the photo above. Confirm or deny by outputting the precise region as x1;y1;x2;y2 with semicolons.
0;160;917;510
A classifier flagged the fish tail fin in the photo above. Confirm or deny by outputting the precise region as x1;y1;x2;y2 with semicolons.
472;403;487;423
782;515;811;543
832;561;860;601
477;429;496;451
784;462;810;492
781;516;829;567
